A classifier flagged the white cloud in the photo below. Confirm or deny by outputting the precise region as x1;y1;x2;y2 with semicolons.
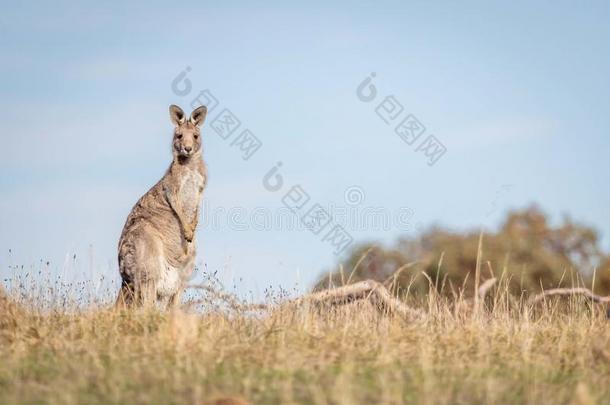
448;116;558;148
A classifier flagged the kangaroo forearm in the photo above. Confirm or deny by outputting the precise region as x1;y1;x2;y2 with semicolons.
189;206;200;231
164;186;191;236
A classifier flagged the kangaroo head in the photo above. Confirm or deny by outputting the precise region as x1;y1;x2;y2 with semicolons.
169;105;207;159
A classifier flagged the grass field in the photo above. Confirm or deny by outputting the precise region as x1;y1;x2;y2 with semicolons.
1;282;609;405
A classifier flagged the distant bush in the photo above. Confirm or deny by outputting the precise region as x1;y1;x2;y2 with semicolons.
315;205;610;296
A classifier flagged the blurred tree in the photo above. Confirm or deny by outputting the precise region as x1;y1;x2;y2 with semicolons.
315;206;610;296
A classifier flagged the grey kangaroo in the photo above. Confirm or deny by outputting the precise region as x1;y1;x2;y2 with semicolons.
117;105;207;308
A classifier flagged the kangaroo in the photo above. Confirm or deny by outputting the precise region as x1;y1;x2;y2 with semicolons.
117;105;207;308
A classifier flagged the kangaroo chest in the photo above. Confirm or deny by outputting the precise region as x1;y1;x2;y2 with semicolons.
178;168;205;222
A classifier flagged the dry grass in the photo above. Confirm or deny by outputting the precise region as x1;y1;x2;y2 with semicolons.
1;280;609;405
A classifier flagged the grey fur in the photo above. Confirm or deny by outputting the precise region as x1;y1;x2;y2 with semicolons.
117;105;208;308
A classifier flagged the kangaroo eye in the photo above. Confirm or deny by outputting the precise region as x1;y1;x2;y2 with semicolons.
176;134;183;139
194;134;199;139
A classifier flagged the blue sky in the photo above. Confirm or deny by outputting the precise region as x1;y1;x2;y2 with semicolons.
1;1;609;298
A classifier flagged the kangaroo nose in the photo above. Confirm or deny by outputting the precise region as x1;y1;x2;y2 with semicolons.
185;146;192;153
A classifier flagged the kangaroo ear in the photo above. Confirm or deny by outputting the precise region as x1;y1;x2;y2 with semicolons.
169;105;186;126
190;106;207;127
